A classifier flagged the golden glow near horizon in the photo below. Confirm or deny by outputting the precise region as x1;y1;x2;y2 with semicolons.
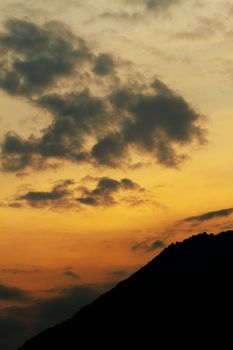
0;0;233;302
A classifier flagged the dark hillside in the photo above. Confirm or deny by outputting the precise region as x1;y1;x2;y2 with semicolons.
19;231;233;349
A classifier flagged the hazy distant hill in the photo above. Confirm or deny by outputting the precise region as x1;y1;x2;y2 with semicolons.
19;230;233;349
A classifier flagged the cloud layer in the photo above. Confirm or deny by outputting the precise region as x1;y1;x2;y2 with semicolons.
8;177;142;209
0;18;206;173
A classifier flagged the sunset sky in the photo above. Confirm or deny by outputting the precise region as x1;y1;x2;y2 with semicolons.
0;0;233;348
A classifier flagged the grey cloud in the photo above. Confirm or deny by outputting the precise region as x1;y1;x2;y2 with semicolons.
1;91;108;171
147;239;165;251
63;270;80;280
36;91;107;160
19;191;65;202
1;79;206;171
0;18;92;96
10;177;141;209
94;54;115;76
77;177;140;207
1;132;35;172
91;134;126;167
8;202;23;208
92;79;206;168
121;178;140;190
184;208;233;223
0;284;29;302
78;197;98;206
145;0;180;11
17;179;74;208
125;0;181;12
0;20;206;172
131;240;149;251
38;91;106;135
132;239;165;252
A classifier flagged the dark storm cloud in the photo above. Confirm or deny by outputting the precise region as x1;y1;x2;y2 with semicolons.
38;91;106;135
77;177;140;206
0;19;206;172
1;132;36;172
19;190;64;202
184;208;233;223
17;179;74;208
78;197;98;206
132;239;165;252
92;79;206;168
0;284;29;302
91;134;126;167
1;79;206;171
0;18;92;96
10;177;141;209
1;90;108;171
36;91;107;160
94;54;115;76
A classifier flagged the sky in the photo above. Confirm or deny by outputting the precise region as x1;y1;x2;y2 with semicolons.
0;0;233;348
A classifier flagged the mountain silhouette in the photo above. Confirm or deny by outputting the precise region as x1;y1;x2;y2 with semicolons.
19;231;233;349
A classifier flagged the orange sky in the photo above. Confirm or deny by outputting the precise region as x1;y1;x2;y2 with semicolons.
0;3;233;342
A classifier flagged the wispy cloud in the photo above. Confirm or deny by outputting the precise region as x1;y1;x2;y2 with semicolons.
0;268;40;274
63;269;80;280
184;208;233;223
